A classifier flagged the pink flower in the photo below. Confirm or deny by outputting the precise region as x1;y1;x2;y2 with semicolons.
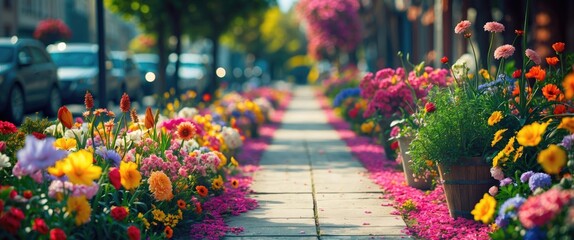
518;189;572;229
525;49;542;65
494;44;515;60
490;167;505;180
454;20;471;34
488;186;498;196
483;21;505;33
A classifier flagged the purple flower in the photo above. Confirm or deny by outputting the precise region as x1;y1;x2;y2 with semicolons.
500;177;513;186
528;173;551;192
499;195;526;219
520;171;535;183
95;147;121;167
560;134;574;150
524;227;545;240
16;136;68;174
495;215;509;228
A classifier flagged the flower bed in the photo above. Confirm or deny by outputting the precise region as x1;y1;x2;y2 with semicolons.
316;91;490;239
0;88;290;240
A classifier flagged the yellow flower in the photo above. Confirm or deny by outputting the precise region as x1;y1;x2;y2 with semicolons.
502;137;515;155
516;121;549;147
119;161;142;190
471;193;496;224
492;151;507;167
537;144;566;174
148;171;174;201
558;117;574;133
61;150;102;186
152;209;166;222
54;138;77;150
214;151;227;169
230;157;239;167
47;159;67;177
138;213;150;229
491;129;508;147
488;111;503;126
360;122;375;134
479;69;491;81
212;175;224;190
66;196;91;226
513;146;524;162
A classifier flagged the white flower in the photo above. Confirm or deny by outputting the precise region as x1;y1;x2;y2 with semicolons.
178;107;199;119
182;139;200;153
64;124;88;142
451;53;476;79
221;127;243;149
127;130;143;144
0;153;11;169
44;124;64;136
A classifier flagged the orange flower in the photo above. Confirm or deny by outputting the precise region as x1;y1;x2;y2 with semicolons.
552;42;565;53
525;66;546;81
542;84;562;101
177;122;196;140
120;93;130;113
164;226;173;239
148;171;174;201
562;73;574;99
196;185;208;197
145;107;154;129
58;106;73;129
84;91;94;110
231;179;239;188
195;202;202;214
546;57;559;66
177;200;186;210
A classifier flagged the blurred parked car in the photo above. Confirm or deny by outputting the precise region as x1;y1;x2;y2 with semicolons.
133;53;158;96
0;37;60;124
167;53;210;95
111;51;142;102
47;43;119;104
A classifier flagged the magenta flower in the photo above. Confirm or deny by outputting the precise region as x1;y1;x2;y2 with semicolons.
483;21;505;33
525;49;542;65
518;189;572;229
454;20;471;34
16;136;68;174
494;44;516;60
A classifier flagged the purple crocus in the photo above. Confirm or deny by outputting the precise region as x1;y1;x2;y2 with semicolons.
16;136;68;174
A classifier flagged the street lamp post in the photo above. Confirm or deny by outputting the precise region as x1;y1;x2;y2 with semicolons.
96;0;106;108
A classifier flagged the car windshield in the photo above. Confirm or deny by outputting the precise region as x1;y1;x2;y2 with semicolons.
137;62;157;72
0;47;14;64
50;52;96;67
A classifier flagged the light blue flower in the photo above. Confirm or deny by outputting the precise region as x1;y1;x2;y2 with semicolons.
17;136;68;174
528;173;551;192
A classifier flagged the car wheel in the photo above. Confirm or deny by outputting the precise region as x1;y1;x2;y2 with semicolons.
7;86;25;125
43;86;61;117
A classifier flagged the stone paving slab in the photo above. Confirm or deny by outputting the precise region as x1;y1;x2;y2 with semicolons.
224;86;407;239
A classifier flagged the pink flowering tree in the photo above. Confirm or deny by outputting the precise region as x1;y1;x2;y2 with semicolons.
33;19;72;46
297;0;361;62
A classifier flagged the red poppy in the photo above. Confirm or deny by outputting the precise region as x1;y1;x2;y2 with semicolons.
546;57;559;66
552;42;565;53
196;185;208;197
542;84;562;101
32;218;49;234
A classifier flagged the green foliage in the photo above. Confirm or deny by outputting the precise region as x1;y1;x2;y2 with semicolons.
410;88;495;172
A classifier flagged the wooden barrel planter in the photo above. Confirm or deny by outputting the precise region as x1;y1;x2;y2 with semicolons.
437;157;496;219
397;136;433;190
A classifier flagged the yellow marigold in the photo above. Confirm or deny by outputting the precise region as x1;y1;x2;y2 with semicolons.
214;151;227;169
54;138;77;150
138;213;150;229
360;122;375;134
61;150;102;186
514;146;524;162
491;129;508;147
119;161;142;190
502;137;515;155
471;193;497;224
516;121;549;147
558;117;574;133
67;196;92;226
537;144;566;174
488;111;503;126
148;171;174;201
212;175;224;190
152;209;166;222
230;157;239;167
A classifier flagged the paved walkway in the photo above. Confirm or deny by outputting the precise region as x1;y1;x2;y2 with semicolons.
225;86;408;239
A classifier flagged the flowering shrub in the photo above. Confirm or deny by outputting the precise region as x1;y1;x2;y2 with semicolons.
0;87;289;239
33;19;71;45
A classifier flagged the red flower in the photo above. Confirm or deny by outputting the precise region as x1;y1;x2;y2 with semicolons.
554;104;567;115
57;106;73;129
552;42;565;53
515;30;524;36
348;108;359;119
195;202;203;214
32;132;46;140
32;218;49;234
50;228;67;240
202;93;212;102
440;57;448;64
84;91;94;111
512;69;522;79
0;141;5;152
546;57;559;66
110;206;128;221
33;19;71;41
120;93;130;113
108;168;121;190
0;207;25;234
0;200;4;215
127;226;140;240
0;121;18;134
23;190;33;199
390;141;399;150
424;102;436;113
9;189;17;199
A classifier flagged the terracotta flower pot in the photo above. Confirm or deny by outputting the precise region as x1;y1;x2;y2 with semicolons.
397;136;433;190
437;157;496;219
